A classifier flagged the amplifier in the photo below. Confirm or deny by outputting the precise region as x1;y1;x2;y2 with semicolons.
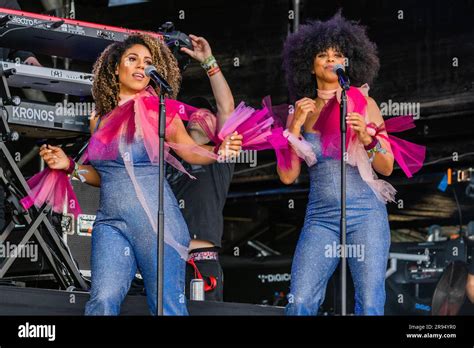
220;254;352;313
61;179;100;276
220;255;292;306
60;180;144;293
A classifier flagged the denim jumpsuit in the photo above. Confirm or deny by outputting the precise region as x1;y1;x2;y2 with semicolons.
285;132;390;315
84;117;190;315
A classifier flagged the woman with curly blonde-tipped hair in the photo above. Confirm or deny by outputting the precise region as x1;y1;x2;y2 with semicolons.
30;34;242;315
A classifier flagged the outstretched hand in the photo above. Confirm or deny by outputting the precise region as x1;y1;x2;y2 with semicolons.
39;144;69;170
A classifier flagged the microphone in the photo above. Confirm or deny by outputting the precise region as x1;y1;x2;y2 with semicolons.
144;65;173;95
333;64;350;91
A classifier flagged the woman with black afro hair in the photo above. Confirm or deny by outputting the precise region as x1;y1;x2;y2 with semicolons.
277;12;425;315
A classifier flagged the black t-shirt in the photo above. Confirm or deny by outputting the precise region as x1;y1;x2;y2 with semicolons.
167;161;234;248
470;258;474;275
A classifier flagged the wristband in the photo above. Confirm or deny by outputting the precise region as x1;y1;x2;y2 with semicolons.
72;162;89;183
201;55;218;70
364;137;378;151
65;157;75;174
366;140;387;158
207;66;221;77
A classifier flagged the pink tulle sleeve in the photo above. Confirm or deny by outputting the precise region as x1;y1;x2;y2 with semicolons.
265;127;317;171
266;127;295;170
284;130;317;167
367;115;426;178
217;102;275;151
262;96;317;169
377;131;425;178
20;168;82;218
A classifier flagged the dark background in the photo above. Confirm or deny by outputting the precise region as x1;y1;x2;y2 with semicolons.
12;0;474;255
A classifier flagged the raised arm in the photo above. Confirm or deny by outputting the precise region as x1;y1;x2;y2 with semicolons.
180;35;235;131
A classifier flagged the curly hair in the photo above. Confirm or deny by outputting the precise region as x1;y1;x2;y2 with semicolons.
92;33;181;116
282;11;380;102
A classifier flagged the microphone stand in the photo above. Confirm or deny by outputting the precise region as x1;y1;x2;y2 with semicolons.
157;92;166;316
148;67;174;316
339;80;349;316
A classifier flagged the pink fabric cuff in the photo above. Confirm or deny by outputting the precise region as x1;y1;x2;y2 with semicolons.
283;129;317;167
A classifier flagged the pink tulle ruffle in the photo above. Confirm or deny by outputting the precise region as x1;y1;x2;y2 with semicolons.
20;168;81;218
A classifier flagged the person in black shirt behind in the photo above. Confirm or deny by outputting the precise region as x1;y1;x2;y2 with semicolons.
168;36;236;302
168;97;234;302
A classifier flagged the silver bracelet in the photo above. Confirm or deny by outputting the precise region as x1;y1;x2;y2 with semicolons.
72;163;88;183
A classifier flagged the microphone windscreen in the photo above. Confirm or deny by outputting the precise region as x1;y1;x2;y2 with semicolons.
333;64;345;73
144;65;157;77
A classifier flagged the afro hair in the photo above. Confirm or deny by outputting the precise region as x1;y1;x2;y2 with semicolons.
282;11;380;102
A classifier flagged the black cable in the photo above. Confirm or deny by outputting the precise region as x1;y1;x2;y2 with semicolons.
452;185;463;234
0;19;64;39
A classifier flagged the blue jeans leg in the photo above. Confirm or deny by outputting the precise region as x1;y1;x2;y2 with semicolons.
130;181;189;316
85;224;137;315
347;215;390;315
285;223;340;316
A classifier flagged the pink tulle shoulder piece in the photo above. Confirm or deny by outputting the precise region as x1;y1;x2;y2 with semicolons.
20;87;217;222
313;87;367;159
86;87;217;174
313;86;425;177
308;86;426;202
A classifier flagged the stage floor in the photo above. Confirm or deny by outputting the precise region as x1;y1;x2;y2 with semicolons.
0;285;284;316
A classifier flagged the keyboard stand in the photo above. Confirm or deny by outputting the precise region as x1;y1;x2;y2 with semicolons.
0;67;88;291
